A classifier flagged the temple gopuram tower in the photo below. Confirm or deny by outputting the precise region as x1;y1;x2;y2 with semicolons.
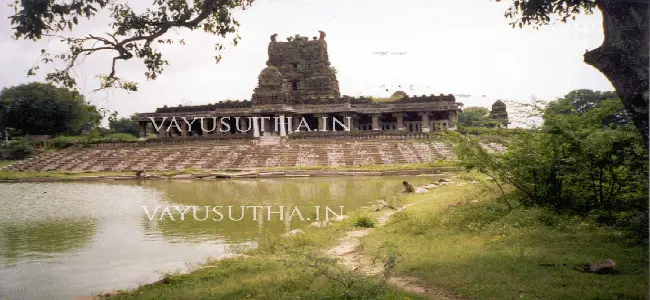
490;100;509;128
252;31;340;105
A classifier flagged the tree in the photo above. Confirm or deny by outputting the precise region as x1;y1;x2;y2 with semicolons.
9;0;253;91
455;91;647;215
496;0;649;147
0;82;101;136
560;89;618;113
109;117;139;136
458;106;491;127
546;89;631;125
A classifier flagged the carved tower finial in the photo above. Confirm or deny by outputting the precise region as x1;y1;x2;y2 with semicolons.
270;33;278;42
319;30;326;40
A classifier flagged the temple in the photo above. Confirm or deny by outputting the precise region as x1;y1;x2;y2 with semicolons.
135;32;463;138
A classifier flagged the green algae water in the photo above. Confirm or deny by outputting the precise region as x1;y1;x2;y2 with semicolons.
0;176;440;299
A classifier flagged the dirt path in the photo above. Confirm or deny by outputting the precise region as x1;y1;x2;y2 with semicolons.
325;200;461;299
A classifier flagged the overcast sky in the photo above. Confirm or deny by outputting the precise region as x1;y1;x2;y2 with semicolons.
0;0;613;121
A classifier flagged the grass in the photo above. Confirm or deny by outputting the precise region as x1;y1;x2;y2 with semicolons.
360;174;648;299
0;160;18;168
111;257;423;300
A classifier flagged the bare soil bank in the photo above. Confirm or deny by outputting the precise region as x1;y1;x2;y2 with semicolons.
0;167;460;183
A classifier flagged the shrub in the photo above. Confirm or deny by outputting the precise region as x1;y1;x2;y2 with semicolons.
49;135;84;149
49;133;139;149
99;133;138;142
0;143;35;160
353;216;375;228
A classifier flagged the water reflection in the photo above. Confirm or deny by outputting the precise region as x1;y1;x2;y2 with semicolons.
137;177;437;243
0;219;96;266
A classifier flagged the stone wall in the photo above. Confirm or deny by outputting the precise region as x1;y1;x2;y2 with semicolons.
3;138;456;172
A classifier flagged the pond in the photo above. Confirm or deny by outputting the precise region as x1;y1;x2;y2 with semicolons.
0;176;440;299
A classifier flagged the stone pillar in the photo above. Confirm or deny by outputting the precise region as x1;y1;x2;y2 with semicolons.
201;118;210;136
316;114;327;131
252;116;260;138
286;116;293;134
394;113;405;131
371;114;381;131
157;121;167;138
350;114;358;131
279;114;287;137
180;120;189;137
262;117;271;136
139;121;147;138
212;117;220;135
420;112;431;132
240;117;249;134
292;115;302;132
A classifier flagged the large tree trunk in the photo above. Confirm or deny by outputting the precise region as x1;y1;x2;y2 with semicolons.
584;0;649;148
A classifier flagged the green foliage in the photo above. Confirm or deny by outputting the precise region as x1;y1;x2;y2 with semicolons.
0;82;101;136
49;135;85;149
0;142;36;160
457;106;506;130
10;0;253;90
108;117;139;136
457;127;528;145
545;89;631;125
454;90;648;232
458;106;491;127
101;133;138;142
353;216;376;228
497;0;597;28
49;133;138;149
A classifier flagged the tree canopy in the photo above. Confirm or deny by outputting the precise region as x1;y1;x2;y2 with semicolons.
109;116;139;136
496;0;597;28
10;0;253;91
0;82;101;136
458;107;491;128
544;89;631;125
458;106;507;129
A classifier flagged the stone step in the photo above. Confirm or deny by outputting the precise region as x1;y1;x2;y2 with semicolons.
2;139;456;171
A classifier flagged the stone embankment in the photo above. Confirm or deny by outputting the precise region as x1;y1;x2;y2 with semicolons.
3;139;456;172
0;168;458;183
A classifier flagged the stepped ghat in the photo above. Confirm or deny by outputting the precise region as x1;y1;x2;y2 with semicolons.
4;138;456;172
133;31;463;138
